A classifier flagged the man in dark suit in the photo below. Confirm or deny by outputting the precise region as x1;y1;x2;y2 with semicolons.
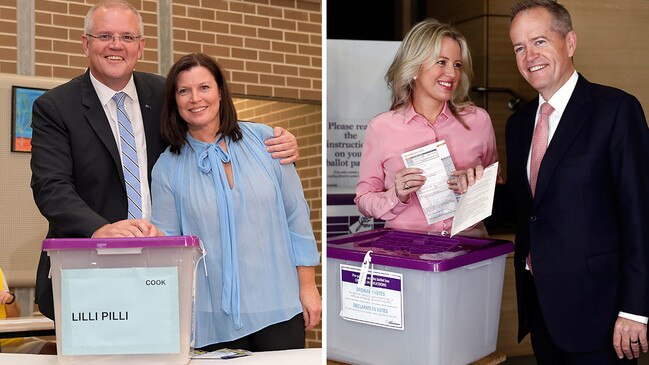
30;0;298;320
504;1;649;364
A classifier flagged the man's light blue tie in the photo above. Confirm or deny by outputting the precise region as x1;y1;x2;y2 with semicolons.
112;92;142;219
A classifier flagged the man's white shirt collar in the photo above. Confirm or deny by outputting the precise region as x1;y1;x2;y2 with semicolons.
89;71;138;107
539;70;578;119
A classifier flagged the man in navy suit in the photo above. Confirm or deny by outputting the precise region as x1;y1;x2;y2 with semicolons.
30;0;299;320
504;1;649;363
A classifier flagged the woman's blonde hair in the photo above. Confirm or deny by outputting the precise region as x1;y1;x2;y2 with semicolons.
386;18;474;128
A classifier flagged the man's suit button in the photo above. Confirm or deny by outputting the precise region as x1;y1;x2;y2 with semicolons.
530;215;537;222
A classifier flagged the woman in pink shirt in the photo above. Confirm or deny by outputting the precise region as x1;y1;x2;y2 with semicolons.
355;18;498;237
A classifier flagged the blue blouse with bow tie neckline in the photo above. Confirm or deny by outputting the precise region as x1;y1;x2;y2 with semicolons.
151;122;320;347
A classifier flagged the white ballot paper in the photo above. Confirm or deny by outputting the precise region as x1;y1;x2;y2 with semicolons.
401;140;458;225
450;161;499;237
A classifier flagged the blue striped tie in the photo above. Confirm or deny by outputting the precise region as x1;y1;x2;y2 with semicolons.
112;92;142;219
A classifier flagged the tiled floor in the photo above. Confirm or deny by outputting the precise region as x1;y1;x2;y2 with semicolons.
502;356;536;365
330;354;649;365
504;354;649;364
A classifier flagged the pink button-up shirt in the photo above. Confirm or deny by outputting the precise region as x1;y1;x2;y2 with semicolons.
355;103;498;234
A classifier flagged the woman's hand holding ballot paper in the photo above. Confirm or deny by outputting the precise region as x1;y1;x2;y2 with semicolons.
395;164;485;202
400;141;499;235
449;165;484;194
395;167;426;203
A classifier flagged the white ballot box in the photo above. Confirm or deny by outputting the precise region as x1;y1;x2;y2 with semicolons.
327;228;513;365
44;236;200;365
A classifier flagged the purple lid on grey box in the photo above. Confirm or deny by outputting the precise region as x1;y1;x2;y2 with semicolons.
42;235;200;251
328;228;513;272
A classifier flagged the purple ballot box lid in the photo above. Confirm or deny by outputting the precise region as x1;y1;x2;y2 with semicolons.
327;228;513;272
42;235;200;251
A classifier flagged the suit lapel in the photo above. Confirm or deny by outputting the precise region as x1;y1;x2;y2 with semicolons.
533;75;592;205
133;72;160;181
81;70;124;184
510;100;538;200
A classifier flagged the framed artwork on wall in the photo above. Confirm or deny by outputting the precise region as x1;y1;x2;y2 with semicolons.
12;85;47;152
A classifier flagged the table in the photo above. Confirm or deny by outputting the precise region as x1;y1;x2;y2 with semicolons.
0;348;322;364
0;317;55;339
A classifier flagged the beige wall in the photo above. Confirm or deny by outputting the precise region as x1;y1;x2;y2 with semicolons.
0;0;322;348
567;0;649;109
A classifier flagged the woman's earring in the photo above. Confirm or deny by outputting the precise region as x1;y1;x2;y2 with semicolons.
413;76;418;81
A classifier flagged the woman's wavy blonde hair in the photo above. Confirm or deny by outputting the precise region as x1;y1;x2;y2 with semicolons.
386;18;474;128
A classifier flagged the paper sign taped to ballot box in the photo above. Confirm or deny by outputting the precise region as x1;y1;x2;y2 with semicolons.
60;267;180;355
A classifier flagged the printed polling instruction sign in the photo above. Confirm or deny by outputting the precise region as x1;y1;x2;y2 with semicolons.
60;267;180;355
339;264;404;330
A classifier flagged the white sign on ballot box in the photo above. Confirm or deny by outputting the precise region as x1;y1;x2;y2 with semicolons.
339;264;404;330
60;267;180;355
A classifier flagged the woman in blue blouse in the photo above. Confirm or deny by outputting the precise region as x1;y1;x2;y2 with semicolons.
151;53;321;351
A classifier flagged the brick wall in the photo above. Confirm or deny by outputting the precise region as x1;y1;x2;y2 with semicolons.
24;0;321;101
0;0;16;73
173;0;321;101
0;0;322;348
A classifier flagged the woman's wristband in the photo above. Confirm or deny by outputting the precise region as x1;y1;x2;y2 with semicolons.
5;291;15;305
